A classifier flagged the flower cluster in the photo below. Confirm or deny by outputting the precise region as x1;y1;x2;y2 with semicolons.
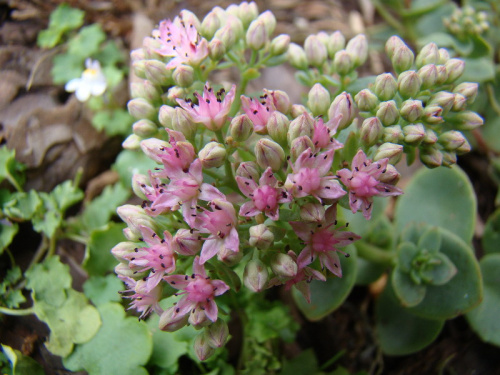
112;2;481;360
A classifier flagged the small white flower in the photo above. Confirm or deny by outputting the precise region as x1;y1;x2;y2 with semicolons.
65;58;107;102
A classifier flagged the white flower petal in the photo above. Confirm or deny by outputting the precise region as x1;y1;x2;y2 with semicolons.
75;86;91;102
65;78;82;93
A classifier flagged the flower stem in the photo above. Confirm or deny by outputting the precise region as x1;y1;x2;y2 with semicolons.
0;306;34;316
355;240;395;266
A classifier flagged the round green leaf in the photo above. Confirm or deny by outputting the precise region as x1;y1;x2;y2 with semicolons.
84;222;126;276
83;275;123;306
375;283;445;356
394;166;476;243
391;268;426;307
63;302;153;375
406;227;482;319
292;245;357;321
466;253;500;346
482;208;500;254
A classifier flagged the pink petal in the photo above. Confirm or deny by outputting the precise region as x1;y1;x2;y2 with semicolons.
297;246;315;268
320;252;342;277
204;300;218;322
200;238;222;264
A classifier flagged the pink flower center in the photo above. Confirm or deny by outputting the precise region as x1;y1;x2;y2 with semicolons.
253;185;279;211
295;168;321;193
185;277;214;302
203;209;233;238
350;171;379;197
311;230;336;253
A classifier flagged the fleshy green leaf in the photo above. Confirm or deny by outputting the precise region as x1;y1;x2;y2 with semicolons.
391;268;426;307
83;275;123;306
461;57;495;83
394;166;476;243
68;24;106;58
397;242;419;273
417;227;441;254
421;252;457;286
466;253;500;346
292;245;357;321
375;283;445;356
482;208;500;254
279;349;318;375
63;302;153;375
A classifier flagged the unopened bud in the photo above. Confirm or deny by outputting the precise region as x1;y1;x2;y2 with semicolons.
360;117;383;147
189;308;211;328
171;107;196;139
269;90;291;114
111;241;138;262
114;262;137;278
378;164;401;184
345;34;368;67
397;71;422;99
391;44;415;73
159;307;189;332
236;161;260;180
246;19;268;50
209;38;226;60
453;82;478;104
179;9;201;30
452;93;467;111
205;320;229;348
456;138;471;154
249;224;274;250
132;173;149;200
304;35;328;67
441;151;457;167
230;114;254;142
453;110;484;130
214;24;236;48
327;31;346;57
194;333;215;361
116;204;157;238
436;65;448;85
299;202;325;222
158;105;175;128
415;43;439;68
308;83;331;116
270;34;290;55
271;253;298;278
355;89;379;112
130;48;145;63
383;125;404;143
218;246;244;266
140;138;169;163
267;112;289;145
172;229;202;256
201;11;221;39
238;2;259;28
291;104;308;118
130;81;161;102
373;73;398;101
257;10;276;35
172;65;194;88
445;58;465;83
422;128;438;145
438;130;467;151
287;112;314;145
287;43;308;70
133;119;158;138
420;146;443;168
144;60;172;86
417;64;438;89
422;104;444;124
132;60;147;79
403;123;426;145
385;35;405;59
328;92;356;130
429;91;455;114
255;138;285;171
199;142;226;168
243;259;269;292
122;134;142;150
400;99;424;123
438;48;450;64
333;49;354;75
376;100;399;126
290;136;314;162
374;142;404;164
128;98;156;120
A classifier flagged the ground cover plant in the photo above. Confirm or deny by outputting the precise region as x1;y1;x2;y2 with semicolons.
1;1;500;374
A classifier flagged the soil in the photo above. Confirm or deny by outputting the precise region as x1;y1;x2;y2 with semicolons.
0;1;499;374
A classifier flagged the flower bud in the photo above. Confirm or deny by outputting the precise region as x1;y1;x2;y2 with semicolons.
391;44;415;73
327;31;346;58
194;333;215;361
441;151;457;167
243;259;269;292
130;48;145;62
267;111;289;145
205;319;229;348
420;146;443;168
269;90;292;114
257;10;276;35
111;241;138;262
373;73;398;101
376;100;399;126
452;93;467;112
270;34;290;56
144;60;172;86
116;204;157;238
236;161;260;180
287;43;308;70
436;65;448;85
170;107;196;139
417;64;438;89
249;224;274;250
422;104;444;124
453;82;478;104
403;123;426;145
333;49;354;75
374;142;404;164
378;163;401;184
172;64;194;88
316;31;329;46
140;138;170;163
246;20;268;51
354;89;379;112
304;35;328;67
179;9;201;29
166;86;188;103
159;307;189;332
415;43;439;68
290;136;314;162
360;117;383;147
328;92;355;130
122;134;142;150
271;253;298;278
214;24;237;48
429;91;455;114
291;104;308;118
287;112;314;145
400;99;424;123
445;58;465;83
300;202;325;222
397;71;422;99
189;308;211;328
345;34;368;67
438;130;467;151
230;114;254;142
199;142;226;168
132;173;149;200
127;98;156;120
453;110;484;130
114;262;137;278
132;60;147;79
422;128;438;145
209;38;226;60
172;229;202;256
142;37;163;59
133;119;158;138
238;1;259;28
307;83;331;116
385;35;405;59
255;138;285;171
455;138;471;154
218;246;244;266
130;81;161;102
438;48;450;64
383;125;404;143
201;11;221;39
158;105;175;128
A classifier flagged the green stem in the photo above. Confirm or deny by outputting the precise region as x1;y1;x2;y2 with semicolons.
215;129;239;192
0;306;34;316
486;83;500;116
355;240;395;266
7;172;23;192
371;0;406;36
